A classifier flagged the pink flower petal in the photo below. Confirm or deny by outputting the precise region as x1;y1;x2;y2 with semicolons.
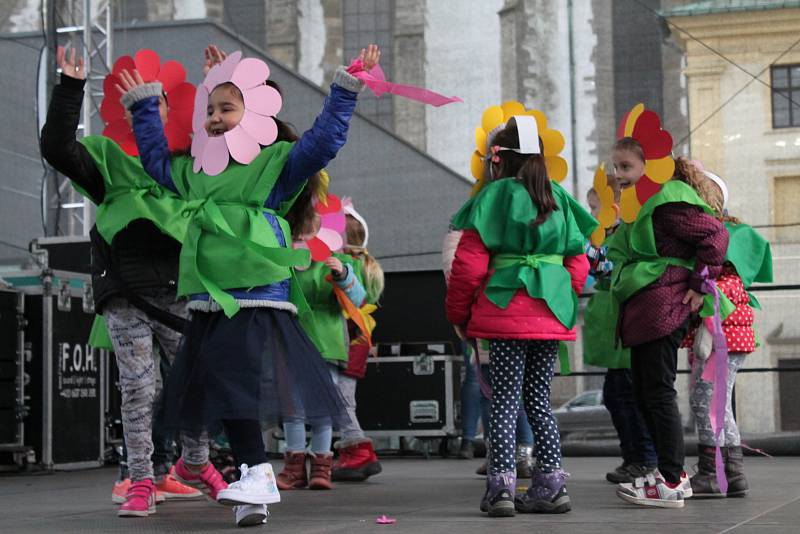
200;135;230;176
321;212;346;234
239;111;278;146
316;228;343;252
243;85;282;117
203;51;242;92
192;86;209;133
191;127;208;159
231;58;271;90
224;125;261;165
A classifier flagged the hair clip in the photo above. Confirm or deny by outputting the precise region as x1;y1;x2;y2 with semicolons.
490;145;501;163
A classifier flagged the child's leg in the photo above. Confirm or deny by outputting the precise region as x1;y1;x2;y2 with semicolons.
105;300;157;482
223;420;268;467
336;374;366;442
461;346;482;443
283;419;308;453
630;324;688;484
309;421;333;455
180;431;210;468
604;368;657;467
487;340;526;475
521;340;561;472
724;354;746;446
690;356;715;446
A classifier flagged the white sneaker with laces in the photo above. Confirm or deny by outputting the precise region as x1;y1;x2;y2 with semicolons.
234;504;268;527
217;463;281;506
616;469;685;508
678;471;693;498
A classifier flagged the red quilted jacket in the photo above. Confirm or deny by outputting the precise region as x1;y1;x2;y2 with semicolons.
445;229;589;340
682;265;755;354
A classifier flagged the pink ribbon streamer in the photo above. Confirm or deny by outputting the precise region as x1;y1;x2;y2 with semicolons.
699;268;729;494
347;60;463;107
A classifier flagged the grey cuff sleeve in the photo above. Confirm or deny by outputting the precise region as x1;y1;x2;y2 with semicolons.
120;82;164;110
332;67;365;93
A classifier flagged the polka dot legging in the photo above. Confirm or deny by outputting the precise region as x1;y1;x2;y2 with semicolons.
488;339;561;475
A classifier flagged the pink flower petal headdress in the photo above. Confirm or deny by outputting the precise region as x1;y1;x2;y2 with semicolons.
294;191;347;262
191;51;283;176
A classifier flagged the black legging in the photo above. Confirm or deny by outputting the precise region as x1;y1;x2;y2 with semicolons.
223;419;268;467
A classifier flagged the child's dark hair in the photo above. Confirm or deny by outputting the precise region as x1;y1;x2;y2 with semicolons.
491;120;556;226
285;172;323;240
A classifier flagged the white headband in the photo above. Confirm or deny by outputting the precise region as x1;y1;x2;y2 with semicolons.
703;171;728;210
342;198;369;248
486;115;542;159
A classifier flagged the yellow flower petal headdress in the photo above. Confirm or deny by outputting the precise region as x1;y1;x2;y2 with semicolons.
470;101;568;196
589;163;620;247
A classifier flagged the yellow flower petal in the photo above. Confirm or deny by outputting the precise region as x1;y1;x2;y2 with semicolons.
540;128;565;157
590;225;607;247
471;178;486;197
475;127;487;156
501;100;526;119
471;151;486;181
619;187;641;223
623;103;645;138
546;156;568;183
644;156;675;184
482;106;505;135
521;109;548;131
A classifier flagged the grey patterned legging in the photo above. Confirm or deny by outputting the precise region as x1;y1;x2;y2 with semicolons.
690;353;746;447
104;295;208;481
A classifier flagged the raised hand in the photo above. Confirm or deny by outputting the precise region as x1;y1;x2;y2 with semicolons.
357;44;381;71
203;44;227;75
57;46;85;80
114;69;148;100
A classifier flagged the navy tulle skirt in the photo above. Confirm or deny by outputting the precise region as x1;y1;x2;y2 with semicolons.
163;307;348;434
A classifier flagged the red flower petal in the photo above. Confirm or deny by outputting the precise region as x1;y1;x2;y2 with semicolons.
134;49;161;82
168;105;193;133
632;110;673;159
316;194;342;215
307;237;332;262
165;82;196;110
165;121;191;152
158;60;186;94
635;176;662;205
103;119;133;147
100;91;126;123
112;55;135;77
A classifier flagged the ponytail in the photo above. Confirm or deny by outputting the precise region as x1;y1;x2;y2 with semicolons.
352;248;384;303
673;157;725;217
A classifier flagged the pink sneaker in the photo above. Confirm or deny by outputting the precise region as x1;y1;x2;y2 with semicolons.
118;479;157;517
173;457;228;502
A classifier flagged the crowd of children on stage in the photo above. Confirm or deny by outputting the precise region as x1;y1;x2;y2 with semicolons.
39;37;771;528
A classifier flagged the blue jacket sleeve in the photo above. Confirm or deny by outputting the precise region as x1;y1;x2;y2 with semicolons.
130;96;178;194
265;83;359;209
334;264;367;308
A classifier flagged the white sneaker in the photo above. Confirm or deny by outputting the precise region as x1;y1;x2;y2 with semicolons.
234;504;268;527
678;471;693;498
217;463;281;506
617;469;685;508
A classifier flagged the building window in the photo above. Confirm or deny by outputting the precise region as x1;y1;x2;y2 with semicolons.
771;65;800;128
774;176;800;243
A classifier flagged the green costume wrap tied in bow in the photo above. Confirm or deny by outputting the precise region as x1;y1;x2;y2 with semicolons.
451;178;598;329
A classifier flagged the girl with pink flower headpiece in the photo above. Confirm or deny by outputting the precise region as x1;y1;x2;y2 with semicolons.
116;44;381;527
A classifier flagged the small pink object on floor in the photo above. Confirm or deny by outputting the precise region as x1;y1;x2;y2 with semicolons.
375;515;396;525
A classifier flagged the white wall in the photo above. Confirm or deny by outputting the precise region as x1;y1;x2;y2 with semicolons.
297;0;325;85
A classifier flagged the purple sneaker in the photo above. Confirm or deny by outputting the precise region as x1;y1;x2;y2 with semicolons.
479;470;516;517
515;468;571;514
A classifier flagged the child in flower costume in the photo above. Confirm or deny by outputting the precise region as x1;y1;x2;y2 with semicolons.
446;116;596;518
583;167;657;485
40;46;214;518
679;167;772;498
116;44;383;527
607;104;729;509
275;177;373;490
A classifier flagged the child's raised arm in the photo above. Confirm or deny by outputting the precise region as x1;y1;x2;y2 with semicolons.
266;45;381;209
117;69;177;193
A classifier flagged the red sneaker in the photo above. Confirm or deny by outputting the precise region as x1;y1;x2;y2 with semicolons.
118;479;157;517
155;467;204;500
173;457;228;502
113;478;165;504
331;439;382;482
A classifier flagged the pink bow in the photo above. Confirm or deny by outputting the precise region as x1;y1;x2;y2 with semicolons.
490;145;501;163
347;59;462;107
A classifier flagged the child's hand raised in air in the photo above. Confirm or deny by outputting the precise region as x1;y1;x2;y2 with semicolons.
356;44;381;72
324;256;344;277
114;69;148;98
57;46;85;80
203;44;227;75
